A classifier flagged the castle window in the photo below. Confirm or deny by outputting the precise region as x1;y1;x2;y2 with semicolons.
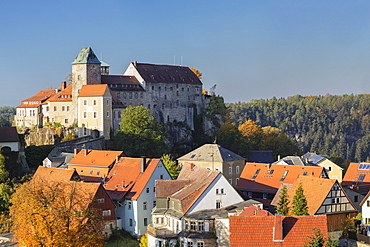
140;93;143;98
164;95;167;99
54;106;57;111
152;86;154;90
148;104;151;109
83;100;87;106
78;75;80;80
106;99;109;106
106;111;109;117
83;112;87;118
93;112;97;118
165;87;167;91
129;93;132;99
117;93;120;98
135;93;138;99
62;106;65;111
65;119;68;124
236;166;240;174
123;93;126;99
67;106;69;111
176;91;179;96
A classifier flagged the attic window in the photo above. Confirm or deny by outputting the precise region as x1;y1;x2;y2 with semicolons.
358;174;366;182
190;154;196;158
280;170;288;182
251;169;260;180
269;169;274;174
303;172;307;176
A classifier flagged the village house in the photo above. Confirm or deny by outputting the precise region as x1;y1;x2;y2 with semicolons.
236;163;328;207
0;127;20;152
67;149;125;179
148;163;244;247
15;47;208;139
302;152;344;182
271;176;357;231
103;156;172;236
177;144;246;187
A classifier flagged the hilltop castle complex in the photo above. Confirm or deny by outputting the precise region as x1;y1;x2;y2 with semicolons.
15;47;208;140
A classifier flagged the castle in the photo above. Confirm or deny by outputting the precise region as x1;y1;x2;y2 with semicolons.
15;47;208;140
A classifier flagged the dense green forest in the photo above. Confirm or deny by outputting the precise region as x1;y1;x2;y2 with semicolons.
0;107;15;127
227;94;370;162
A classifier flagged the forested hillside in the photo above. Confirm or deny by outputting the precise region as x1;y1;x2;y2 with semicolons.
227;94;370;162
0;107;15;127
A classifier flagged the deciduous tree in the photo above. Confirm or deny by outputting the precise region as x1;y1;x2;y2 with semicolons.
161;154;180;179
10;179;105;247
238;120;263;150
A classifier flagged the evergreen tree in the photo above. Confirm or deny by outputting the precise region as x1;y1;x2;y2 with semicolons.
292;183;308;216
276;185;289;215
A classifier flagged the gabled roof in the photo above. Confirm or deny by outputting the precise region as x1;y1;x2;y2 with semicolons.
239;205;273;216
134;63;202;85
302;152;326;164
0;127;19;142
78;84;110;97
33;166;81;182
274;156;316;166
68;149;124;168
230;215;328;247
104;157;162;201
236;163;327;193
343;163;370;184
72;47;101;64
156;163;220;214
178;144;245;162
17;90;56;108
46;85;72;102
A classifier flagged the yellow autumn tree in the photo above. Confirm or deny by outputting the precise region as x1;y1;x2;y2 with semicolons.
10;179;105;247
238;120;263;150
190;68;202;79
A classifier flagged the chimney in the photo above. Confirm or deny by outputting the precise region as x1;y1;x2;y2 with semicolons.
140;156;146;173
74;149;80;155
273;215;284;242
116;155;119;163
133;61;137;67
190;163;195;170
61;81;67;90
277;155;281;160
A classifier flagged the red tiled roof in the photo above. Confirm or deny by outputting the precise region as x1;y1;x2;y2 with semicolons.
236;163;326;193
104;157;161;201
230;215;328;247
46;85;72;102
239;205;273;216
78;84;110;97
343;163;370;183
0;127;19;142
33;166;80;182
17;90;56;108
68;149;124;168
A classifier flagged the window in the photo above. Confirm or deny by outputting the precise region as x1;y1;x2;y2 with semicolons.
66;106;69;111
358;174;366;182
248;192;252;198
354;195;359;203
236;178;239;184
102;210;111;216
160;174;164;179
65;119;68;124
143;202;147;210
83;100;87;106
263;193;268;199
153;186;156;193
54;106;57;111
144;218;148;226
153;201;156;208
190;222;196;230
83;112;87;118
252;169;260;180
89;170;93;175
228;179;232;184
106;111;109;117
367;201;370;207
197;242;204;247
280;170;289;182
93;100;97;105
229;167;232;174
327;166;332;172
216;189;219;194
188;242;193;247
331;198;340;204
146;187;150;194
96;171;100;176
62;106;65;111
333;184;340;190
123;93;127;99
117;93;120;98
93;112;97;118
129;92;132;99
106;99;109;105
129;218;133;227
236;166;240;174
128;201;132;210
198;222;204;231
97;198;104;203
46;106;49;111
216;200;222;209
221;188;224;194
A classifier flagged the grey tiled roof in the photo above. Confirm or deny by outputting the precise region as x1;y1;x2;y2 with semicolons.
178;144;245;162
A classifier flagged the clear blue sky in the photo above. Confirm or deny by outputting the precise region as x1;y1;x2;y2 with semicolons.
2;1;370;106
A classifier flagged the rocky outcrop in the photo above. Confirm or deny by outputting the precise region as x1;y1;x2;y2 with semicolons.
20;127;77;146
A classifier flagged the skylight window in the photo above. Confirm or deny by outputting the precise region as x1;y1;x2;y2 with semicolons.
358;174;366;182
190;154;196;159
303;172;307;176
280;170;289;182
359;163;370;170
251;169;260;180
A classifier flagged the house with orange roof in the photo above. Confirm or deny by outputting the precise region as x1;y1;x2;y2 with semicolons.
271;176;357;231
32;167;117;238
77;84;113;139
230;214;328;247
15;89;56;127
102;156;172;236
236;163;328;207
148;163;244;247
67;149;125;179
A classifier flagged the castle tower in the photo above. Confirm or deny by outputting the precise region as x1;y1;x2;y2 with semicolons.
71;47;101;123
